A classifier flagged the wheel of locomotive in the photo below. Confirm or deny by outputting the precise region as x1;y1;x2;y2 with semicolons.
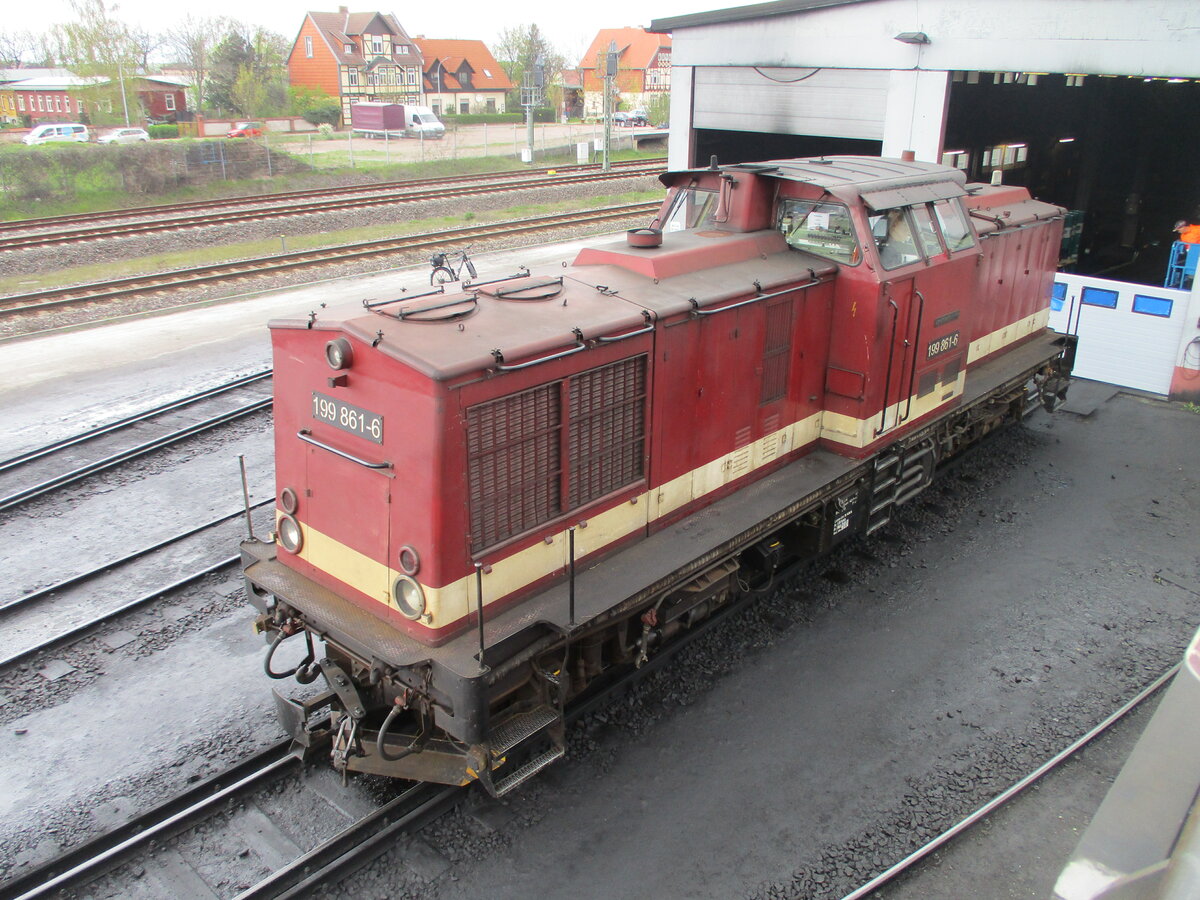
431;266;456;286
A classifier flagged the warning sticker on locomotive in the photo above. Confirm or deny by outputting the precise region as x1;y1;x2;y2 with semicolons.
312;392;383;444
926;330;961;360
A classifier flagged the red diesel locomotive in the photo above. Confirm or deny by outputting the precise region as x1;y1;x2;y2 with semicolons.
241;156;1076;795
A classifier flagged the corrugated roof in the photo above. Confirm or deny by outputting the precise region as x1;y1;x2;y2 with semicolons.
650;0;873;32
579;27;671;71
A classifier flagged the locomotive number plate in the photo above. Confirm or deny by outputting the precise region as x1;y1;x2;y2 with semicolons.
926;330;961;360
312;392;383;444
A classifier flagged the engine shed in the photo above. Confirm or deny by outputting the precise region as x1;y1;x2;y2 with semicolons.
649;0;1200;278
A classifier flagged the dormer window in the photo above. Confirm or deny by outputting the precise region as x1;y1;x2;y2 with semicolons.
397;45;409;54
344;43;354;54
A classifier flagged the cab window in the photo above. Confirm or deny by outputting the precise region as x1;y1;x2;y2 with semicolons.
933;198;975;251
910;204;943;258
870;207;922;270
776;199;861;265
662;185;718;232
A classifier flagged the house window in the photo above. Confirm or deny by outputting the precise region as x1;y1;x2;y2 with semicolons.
38;95;44;111
406;69;416;86
344;43;354;54
17;95;24;111
372;36;383;54
486;98;496;112
305;35;313;58
347;68;359;86
76;98;84;113
460;100;469;114
431;102;440;115
397;45;408;54
165;94;176;111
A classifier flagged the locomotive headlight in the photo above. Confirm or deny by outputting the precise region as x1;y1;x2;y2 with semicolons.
392;574;426;620
277;514;304;554
325;337;353;370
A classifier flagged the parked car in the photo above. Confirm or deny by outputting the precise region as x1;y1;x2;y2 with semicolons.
226;122;263;138
613;109;649;127
98;127;150;144
22;123;90;145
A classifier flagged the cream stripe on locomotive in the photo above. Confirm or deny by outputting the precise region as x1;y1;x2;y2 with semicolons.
821;371;967;449
967;310;1050;366
288;412;822;629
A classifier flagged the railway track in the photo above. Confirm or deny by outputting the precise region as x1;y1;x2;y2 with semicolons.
0;160;663;250
0;202;660;322
836;664;1181;900
0;370;274;512
0;502;271;669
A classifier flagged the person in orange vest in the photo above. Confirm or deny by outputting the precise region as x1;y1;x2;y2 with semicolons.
1175;218;1200;244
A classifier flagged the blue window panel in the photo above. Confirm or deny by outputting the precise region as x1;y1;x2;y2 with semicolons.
1131;294;1173;318
1051;282;1066;312
1081;287;1119;309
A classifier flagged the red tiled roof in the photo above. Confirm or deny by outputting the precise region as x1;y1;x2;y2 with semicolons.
305;10;419;65
579;27;671;72
413;38;513;91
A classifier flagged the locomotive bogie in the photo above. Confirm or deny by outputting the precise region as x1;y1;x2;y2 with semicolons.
243;155;1076;793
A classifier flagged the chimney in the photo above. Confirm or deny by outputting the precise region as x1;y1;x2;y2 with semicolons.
338;5;348;13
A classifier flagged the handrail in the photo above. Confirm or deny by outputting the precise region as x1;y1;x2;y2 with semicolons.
363;286;443;309
491;329;586;372
875;297;900;437
597;311;655;343
689;277;820;318
899;288;926;424
396;294;478;321
297;430;392;469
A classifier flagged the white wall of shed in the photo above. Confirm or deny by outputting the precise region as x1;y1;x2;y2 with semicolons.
666;0;1200;77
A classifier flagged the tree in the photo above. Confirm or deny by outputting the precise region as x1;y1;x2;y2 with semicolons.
206;23;288;116
0;29;42;67
164;16;228;112
290;85;340;125
494;24;568;113
50;0;140;124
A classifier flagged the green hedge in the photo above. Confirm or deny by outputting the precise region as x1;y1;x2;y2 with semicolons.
148;124;179;139
443;109;557;125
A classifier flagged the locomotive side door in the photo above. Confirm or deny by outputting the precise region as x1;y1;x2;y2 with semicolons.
875;277;918;437
299;391;393;612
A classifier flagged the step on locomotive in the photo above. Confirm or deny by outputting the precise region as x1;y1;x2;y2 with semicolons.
241;155;1077;796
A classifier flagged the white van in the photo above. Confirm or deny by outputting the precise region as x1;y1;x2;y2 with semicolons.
405;107;444;139
23;123;91;145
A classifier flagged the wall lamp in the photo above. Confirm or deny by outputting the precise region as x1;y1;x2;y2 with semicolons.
894;32;931;44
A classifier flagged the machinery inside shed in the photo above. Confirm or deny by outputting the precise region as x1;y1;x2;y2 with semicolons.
690;72;1200;285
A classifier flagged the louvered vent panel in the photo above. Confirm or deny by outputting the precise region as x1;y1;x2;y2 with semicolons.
568;356;647;509
467;383;561;553
760;298;794;404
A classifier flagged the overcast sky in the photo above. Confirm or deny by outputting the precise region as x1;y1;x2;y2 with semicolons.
8;0;737;63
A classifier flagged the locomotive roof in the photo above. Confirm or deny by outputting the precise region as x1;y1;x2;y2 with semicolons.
668;155;968;210
275;231;835;381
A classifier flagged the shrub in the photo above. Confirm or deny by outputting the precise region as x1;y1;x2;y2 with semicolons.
317;123;335;140
303;103;341;127
148;124;179;139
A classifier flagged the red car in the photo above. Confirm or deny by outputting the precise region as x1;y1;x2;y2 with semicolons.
226;122;263;138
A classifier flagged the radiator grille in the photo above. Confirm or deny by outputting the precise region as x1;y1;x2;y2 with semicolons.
467;355;647;553
467;383;562;553
760;298;794;404
569;357;647;508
